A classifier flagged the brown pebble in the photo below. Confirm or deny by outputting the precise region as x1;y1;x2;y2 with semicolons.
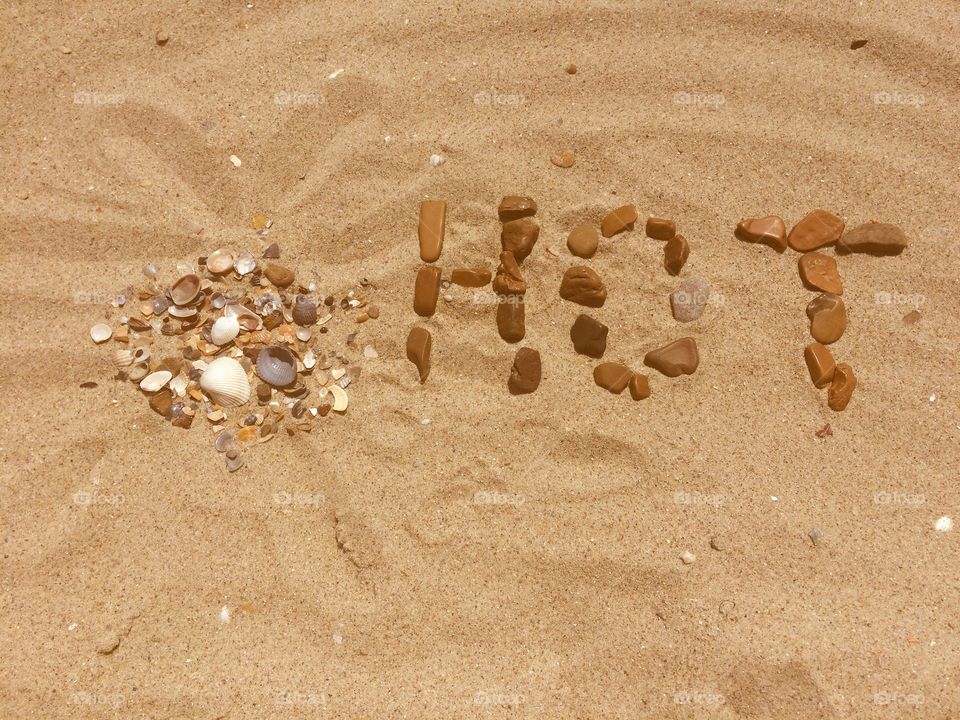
501;217;540;263
492;251;527;296
414;266;442;317
593;363;633;394
788;210;845;252
508;347;541;395
149;389;173;418
902;309;920;325
804;342;836;388
155;29;170;45
628;374;651;400
256;382;272;402
850;39;868;49
570;314;608;358
418;200;446;263
645;217;676;241
806;293;847;344
565;63;577;74
366;305;380;319
264;264;295;288
406;327;432;383
836;222;907;256
600;204;638;238
664;234;689;275
798;252;843;294
451;268;492;287
559;266;607;307
567;224;599;258
735;215;788;252
496;297;525;343
828;363;857;411
644;337;699;377
498;196;537;222
318;403;331;417
262;242;280;259
551;150;576;168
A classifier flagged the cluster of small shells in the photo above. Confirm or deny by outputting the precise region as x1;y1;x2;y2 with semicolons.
91;246;380;471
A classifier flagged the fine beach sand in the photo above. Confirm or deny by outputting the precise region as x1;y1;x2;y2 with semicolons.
2;1;959;717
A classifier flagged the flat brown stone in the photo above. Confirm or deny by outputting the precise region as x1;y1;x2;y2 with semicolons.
735;216;787;252
600;204;638;238
828;363;856;411
492;251;527;296
806;293;847;344
508;347;541;395
559;266;607;307
418;200;446;262
406;327;432;383
451;267;492;287
264;264;295;288
644;337;699;377
567;224;599;258
837;222;907;256
629;374;651;400
788;210;844;252
593;362;633;394
149;388;173;417
413;266;442;317
501;217;540;263
804;342;836;388
496;297;525;343
498;196;537;222
570;314;608;358
664;235;689;276
798;252;843;294
645;217;676;241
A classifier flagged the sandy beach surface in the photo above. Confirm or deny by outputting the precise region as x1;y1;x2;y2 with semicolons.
2;1;959;717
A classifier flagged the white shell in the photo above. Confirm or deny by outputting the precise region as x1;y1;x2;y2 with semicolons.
90;323;112;343
169;374;188;397
206;248;234;274
169;305;197;318
127;363;149;381
140;370;172;392
200;356;250;407
225;304;262;331
111;348;135;367
211;315;240;345
329;384;348;412
302;349;316;369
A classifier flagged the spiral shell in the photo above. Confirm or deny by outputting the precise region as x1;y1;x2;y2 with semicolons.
255;345;297;387
291;295;317;326
200;356;251;407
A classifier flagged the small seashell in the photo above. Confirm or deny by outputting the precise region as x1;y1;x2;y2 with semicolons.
168;305;197;318
140;301;154;317
140;370;173;392
330;367;346;381
225;304;262;331
296;327;312;342
143;263;159;280
128;363;149;381
111;348;135;367
90;323;113;344
234;251;256;275
329;384;348;412
132;347;151;364
214;430;235;452
255;345;297;387
211;315;240;345
170;274;201;306
206;249;234;274
200;356;251;407
302;349;316;369
169;374;188;397
363;345;378;359
291;295;317;326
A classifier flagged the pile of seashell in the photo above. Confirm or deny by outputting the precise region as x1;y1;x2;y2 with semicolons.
90;247;380;471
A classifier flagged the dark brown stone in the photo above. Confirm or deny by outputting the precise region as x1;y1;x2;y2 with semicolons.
492;251;527;296
496;297;525;343
837;222;907;256
570;314;608;358
413;266;442;317
644;337;699;377
664;235;689;275
406;327;432;383
645;217;676;241
501;217;540;263
498;196;537;222
788;210;844;252
559;266;606;307
593;363;633;394
508;347;541;395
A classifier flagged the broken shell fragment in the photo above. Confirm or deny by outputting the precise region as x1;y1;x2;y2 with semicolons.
90;323;113;344
255;345;297;387
170;273;201;306
329;384;348;412
225;304;262;331
200;356;251;407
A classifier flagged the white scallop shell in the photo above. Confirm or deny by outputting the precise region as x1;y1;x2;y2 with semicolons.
90;323;113;343
211;315;240;345
140;370;172;392
200;356;250;407
111;348;135;367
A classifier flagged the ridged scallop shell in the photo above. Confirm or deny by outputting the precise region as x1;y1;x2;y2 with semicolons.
111;348;135;368
170;273;201;306
200;356;251;407
291;295;317;326
211;315;240;345
206;249;234;274
255;345;297;387
140;370;173;392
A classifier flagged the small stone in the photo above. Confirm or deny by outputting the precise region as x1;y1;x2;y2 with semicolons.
735;215;787;252
815;423;833;438
593;362;633;394
798;252;843;294
935;516;953;532
149;389;173;418
827;362;856;411
559;266;607;307
680;551;696;565
645;217;676;241
429;154;444;166
550;150;576;168
570;314;608;358
363;345;378;359
644;337;699;377
262;242;280;259
59;46;72;54
807;293;847;344
496;297;525;343
451;268;492;287
709;536;724;551
664;234;689;275
413;266;442;317
418;200;446;262
565;63;577;74
788;210;845;252
497;196;537;222
850;39;868;49
508;347;541;395
808;528;824;546
500;217;540;263
670;277;709;322
264;263;295;288
365;304;380;319
804;342;836;388
600;204;638;238
628;374;651;400
256;383;272;402
229;155;242;167
251;213;269;230
406;327;432;383
837;222;907;256
492;251;527;296
903;310;921;325
566;224;599;258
